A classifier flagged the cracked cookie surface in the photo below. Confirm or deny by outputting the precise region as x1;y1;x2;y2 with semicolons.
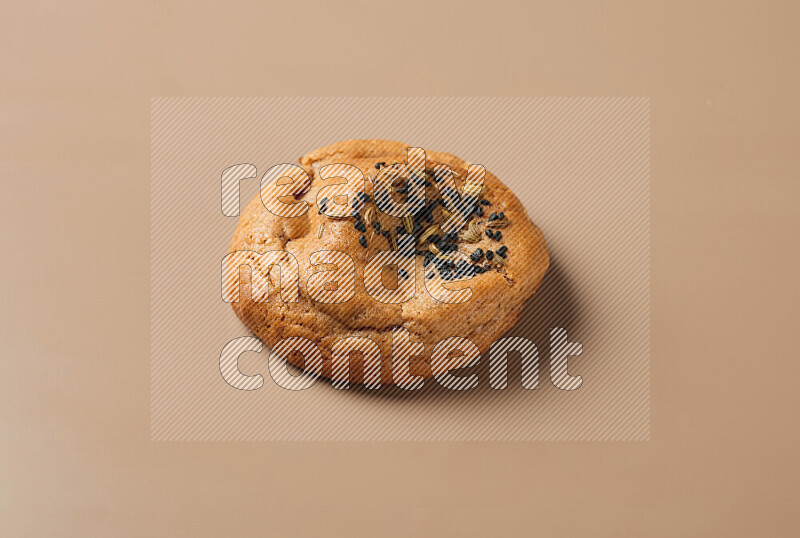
229;139;549;384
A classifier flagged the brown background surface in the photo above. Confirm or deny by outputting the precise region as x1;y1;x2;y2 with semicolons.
1;0;798;536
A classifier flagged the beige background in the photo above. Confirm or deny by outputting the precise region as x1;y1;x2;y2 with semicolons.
1;0;798;536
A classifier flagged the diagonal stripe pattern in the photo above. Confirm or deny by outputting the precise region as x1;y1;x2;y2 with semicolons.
151;97;650;441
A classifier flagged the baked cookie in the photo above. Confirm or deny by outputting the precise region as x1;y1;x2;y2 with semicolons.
228;139;549;385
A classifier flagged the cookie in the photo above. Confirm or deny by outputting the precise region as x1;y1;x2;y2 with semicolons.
228;139;549;385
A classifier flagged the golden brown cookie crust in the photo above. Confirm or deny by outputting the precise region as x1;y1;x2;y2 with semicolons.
229;139;549;384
